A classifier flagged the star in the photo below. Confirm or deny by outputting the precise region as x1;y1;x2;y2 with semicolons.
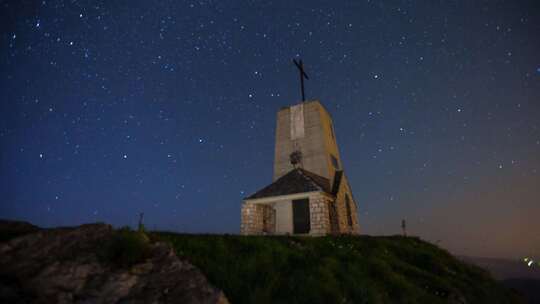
1;0;538;262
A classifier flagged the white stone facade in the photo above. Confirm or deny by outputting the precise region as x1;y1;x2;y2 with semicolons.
241;191;358;236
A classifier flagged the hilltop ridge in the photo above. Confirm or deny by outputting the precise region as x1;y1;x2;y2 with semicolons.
155;232;525;303
0;220;525;303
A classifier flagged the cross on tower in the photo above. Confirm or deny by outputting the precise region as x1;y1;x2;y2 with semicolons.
293;59;309;102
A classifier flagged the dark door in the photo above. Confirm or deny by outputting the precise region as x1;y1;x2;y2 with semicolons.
293;199;310;234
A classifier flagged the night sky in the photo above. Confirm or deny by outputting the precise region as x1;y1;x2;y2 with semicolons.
1;1;539;260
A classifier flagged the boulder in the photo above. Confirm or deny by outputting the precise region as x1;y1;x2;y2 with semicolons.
0;223;228;304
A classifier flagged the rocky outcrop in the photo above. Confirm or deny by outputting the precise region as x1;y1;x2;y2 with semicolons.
0;219;39;242
0;223;228;304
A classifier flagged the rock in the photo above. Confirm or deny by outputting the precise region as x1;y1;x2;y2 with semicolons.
0;219;40;242
0;223;228;304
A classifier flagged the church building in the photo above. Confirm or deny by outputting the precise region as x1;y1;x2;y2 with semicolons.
241;100;360;236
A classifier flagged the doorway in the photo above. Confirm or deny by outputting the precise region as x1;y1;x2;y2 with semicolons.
292;198;310;234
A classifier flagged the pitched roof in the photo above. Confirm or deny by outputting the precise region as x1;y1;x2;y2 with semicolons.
245;168;332;200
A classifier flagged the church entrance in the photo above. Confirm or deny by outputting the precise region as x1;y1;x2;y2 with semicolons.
292;198;310;234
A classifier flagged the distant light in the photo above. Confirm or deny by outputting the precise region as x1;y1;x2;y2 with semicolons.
39;153;43;158
123;154;128;159
373;74;379;79
528;261;534;267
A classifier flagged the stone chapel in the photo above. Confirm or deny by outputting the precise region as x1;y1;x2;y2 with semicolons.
241;100;360;235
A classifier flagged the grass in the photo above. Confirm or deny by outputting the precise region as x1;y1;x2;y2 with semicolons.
152;233;523;304
0;226;524;303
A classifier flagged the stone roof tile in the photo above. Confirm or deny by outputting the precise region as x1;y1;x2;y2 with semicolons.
245;168;331;200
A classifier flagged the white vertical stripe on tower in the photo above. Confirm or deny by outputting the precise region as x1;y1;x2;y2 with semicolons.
290;104;305;140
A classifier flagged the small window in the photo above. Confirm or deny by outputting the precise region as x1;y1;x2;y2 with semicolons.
330;154;339;170
345;195;353;227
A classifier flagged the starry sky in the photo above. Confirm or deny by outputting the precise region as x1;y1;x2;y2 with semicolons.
1;1;539;259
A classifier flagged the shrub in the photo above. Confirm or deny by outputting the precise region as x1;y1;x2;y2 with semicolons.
101;227;151;267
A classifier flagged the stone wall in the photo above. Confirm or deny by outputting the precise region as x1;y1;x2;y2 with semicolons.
240;203;275;235
262;204;275;234
308;194;332;236
242;193;337;236
328;200;340;234
334;175;360;234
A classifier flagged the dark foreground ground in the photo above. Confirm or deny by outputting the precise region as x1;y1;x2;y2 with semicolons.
0;220;527;304
154;232;525;304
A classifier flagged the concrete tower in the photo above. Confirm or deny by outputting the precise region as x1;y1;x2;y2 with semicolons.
241;60;359;236
273;100;342;183
241;99;360;236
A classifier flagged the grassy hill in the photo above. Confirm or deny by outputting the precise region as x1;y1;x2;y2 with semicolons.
0;221;524;303
153;233;524;304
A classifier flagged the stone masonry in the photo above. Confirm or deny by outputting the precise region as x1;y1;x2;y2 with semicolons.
240;203;275;235
333;175;360;234
308;193;332;235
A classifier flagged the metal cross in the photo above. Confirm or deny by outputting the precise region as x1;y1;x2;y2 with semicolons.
293;59;309;102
